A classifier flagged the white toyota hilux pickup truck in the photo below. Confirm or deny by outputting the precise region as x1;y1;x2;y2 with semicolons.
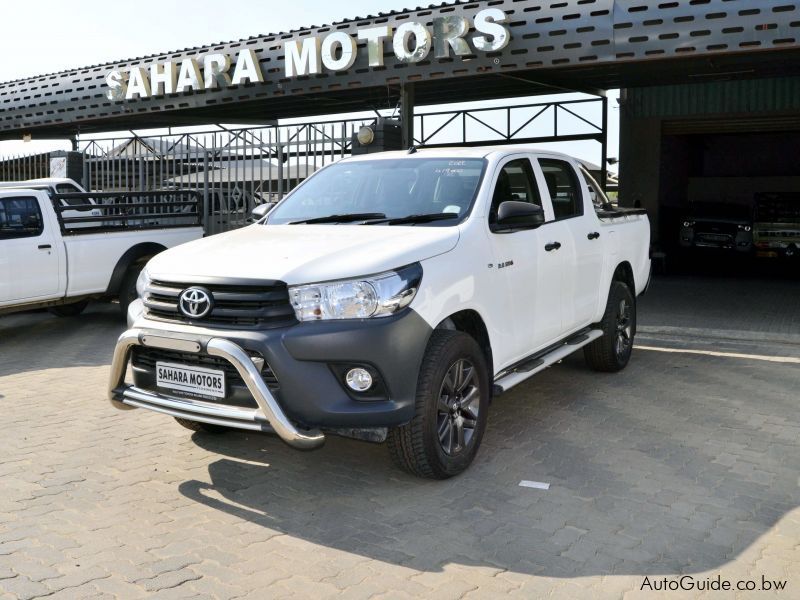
0;188;203;318
112;147;651;478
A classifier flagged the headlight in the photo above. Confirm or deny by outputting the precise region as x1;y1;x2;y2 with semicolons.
683;221;694;228
135;267;151;299
289;263;422;321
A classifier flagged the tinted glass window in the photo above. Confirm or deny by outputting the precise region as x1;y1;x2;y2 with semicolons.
55;183;87;207
268;158;486;225
539;159;583;220
489;158;541;223
0;197;44;239
579;167;609;212
689;202;752;220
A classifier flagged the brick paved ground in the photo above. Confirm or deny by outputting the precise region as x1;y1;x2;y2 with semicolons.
1;276;798;599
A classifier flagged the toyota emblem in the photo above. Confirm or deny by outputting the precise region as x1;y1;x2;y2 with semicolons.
178;287;214;319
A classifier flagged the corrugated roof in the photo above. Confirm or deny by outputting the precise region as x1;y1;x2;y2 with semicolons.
0;1;472;86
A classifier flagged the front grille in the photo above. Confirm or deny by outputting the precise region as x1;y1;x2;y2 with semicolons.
131;347;280;392
697;233;733;244
759;229;800;239
143;279;297;330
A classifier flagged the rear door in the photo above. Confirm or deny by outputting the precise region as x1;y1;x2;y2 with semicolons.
538;158;605;330
0;192;62;304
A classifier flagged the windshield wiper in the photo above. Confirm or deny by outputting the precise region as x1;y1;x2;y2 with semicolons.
364;213;460;226
290;212;386;225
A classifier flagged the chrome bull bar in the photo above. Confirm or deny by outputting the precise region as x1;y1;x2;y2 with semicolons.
108;328;325;450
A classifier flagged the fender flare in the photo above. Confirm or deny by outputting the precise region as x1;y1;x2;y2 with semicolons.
105;242;166;296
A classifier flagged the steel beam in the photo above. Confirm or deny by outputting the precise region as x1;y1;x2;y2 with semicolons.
0;1;797;139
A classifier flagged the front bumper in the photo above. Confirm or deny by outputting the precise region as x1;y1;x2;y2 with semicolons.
109;330;326;449
109;307;432;447
679;227;752;252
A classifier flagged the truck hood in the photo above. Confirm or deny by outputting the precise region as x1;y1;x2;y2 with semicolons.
147;224;460;284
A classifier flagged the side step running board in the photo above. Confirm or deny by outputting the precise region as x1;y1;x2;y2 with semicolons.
493;329;604;395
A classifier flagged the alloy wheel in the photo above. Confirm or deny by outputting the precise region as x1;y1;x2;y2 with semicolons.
436;359;481;456
615;299;633;358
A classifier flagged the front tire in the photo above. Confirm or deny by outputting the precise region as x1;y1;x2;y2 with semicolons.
174;417;228;434
118;264;144;317
388;330;490;479
584;281;636;372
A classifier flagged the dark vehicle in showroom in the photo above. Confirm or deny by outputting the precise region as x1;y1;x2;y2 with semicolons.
679;202;754;253
754;192;800;260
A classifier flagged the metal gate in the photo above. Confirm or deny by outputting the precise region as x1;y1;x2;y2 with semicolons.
77;117;379;235
0;96;608;235
0;152;51;181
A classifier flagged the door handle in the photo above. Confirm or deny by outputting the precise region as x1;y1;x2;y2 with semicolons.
38;244;52;250
587;232;601;240
545;242;562;252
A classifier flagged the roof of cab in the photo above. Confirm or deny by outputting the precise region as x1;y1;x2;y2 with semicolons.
341;146;577;162
0;177;79;187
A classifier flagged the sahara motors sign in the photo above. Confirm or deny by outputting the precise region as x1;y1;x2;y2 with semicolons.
104;8;510;101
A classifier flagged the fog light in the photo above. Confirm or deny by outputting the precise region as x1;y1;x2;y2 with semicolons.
345;368;373;392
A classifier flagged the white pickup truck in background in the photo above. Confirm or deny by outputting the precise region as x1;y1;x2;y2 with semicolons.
111;146;651;478
0;178;102;228
0;188;203;317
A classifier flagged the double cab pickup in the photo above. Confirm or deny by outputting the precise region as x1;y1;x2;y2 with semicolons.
110;147;651;478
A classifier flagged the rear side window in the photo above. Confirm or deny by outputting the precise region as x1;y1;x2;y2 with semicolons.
0;196;44;239
579;167;610;212
539;159;583;221
55;183;86;207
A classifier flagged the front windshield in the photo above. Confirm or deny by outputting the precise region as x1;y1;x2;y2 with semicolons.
690;202;751;219
267;158;487;225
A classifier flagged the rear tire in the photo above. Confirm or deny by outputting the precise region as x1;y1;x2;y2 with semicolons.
584;281;636;372
118;264;144;317
174;417;228;434
49;300;89;317
388;330;490;479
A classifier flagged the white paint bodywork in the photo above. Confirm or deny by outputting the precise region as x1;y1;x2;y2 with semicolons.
143;147;651;377
0;189;203;308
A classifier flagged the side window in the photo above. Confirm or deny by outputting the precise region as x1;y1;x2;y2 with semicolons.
539;159;583;221
579;167;609;212
489;158;541;223
0;197;44;239
55;183;84;207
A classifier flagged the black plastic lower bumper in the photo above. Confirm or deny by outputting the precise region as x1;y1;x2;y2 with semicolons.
131;309;433;429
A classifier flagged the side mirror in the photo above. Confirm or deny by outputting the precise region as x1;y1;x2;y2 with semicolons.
251;202;277;220
493;201;545;232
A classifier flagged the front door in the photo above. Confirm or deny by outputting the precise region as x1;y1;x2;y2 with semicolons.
0;193;61;304
487;156;566;362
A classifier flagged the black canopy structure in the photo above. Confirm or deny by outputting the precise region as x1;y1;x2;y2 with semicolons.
1;0;799;140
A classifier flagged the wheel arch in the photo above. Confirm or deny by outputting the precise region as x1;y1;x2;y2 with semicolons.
435;309;493;377
612;261;636;295
105;242;166;296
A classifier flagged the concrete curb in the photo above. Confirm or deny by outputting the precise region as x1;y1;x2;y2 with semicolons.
637;325;800;346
